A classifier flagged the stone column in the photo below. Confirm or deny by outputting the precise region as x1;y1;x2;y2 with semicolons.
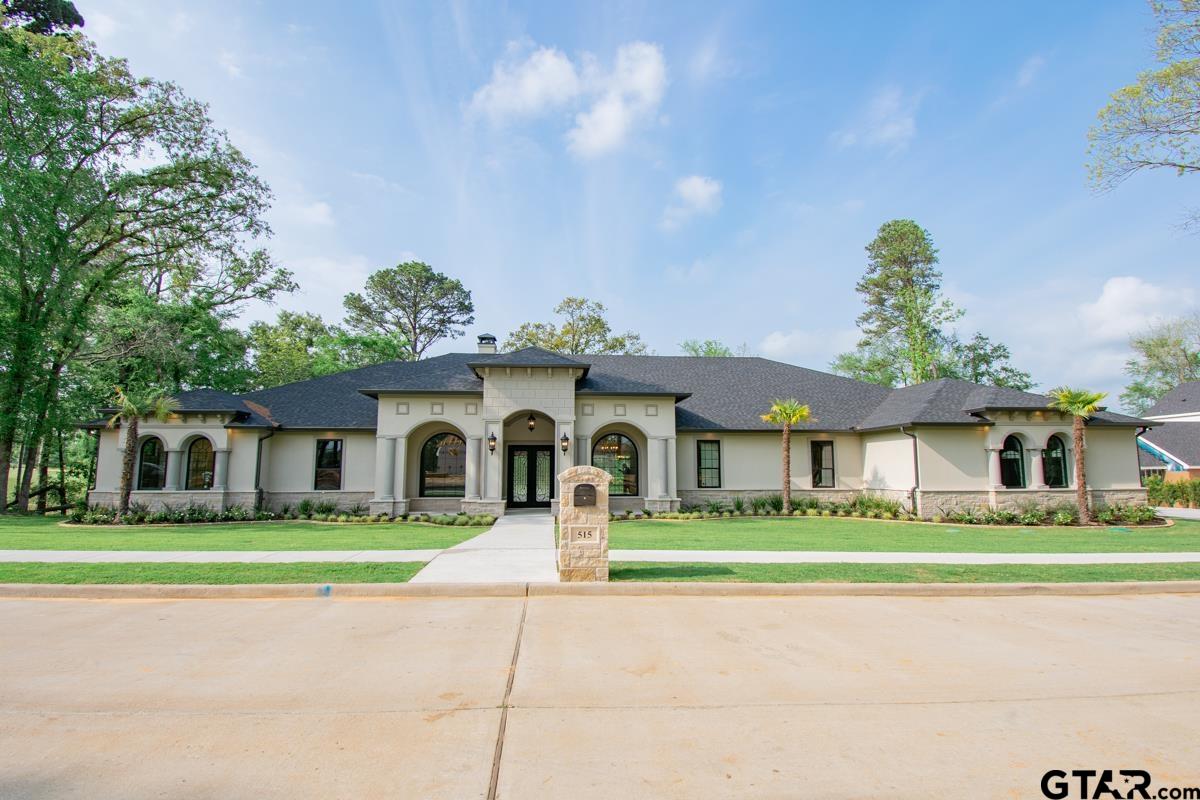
987;447;1003;489
392;436;408;501
1030;448;1048;489
212;448;230;490
373;435;395;501
465;436;482;499
483;423;503;500
575;434;590;467
666;436;677;503
164;449;183;491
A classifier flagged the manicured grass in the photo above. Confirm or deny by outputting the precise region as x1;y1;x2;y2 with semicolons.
609;516;1200;553
0;561;425;584
0;515;480;551
610;561;1200;583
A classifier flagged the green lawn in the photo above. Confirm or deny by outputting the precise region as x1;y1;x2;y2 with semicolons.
610;561;1200;583
0;515;480;551
609;516;1200;553
0;562;425;584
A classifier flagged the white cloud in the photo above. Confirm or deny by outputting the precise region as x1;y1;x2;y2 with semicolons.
218;51;243;79
1016;55;1045;89
759;328;859;363
568;41;667;157
1077;276;1195;344
832;86;920;152
468;44;581;122
660;174;722;230
687;33;735;83
278;200;335;227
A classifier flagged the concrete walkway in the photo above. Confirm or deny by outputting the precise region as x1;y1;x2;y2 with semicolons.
610;549;1200;564
1159;506;1200;520
409;511;558;583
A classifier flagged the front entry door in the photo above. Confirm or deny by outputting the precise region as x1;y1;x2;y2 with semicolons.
507;446;554;508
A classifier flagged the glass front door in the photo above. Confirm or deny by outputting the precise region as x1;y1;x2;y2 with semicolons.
507;446;553;508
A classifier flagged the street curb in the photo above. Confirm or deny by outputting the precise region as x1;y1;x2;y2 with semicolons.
2;580;1200;599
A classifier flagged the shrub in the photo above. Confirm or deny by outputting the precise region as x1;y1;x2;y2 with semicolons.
766;493;785;513
705;500;725;514
453;515;471;526
731;496;746;513
1096;506;1121;525
1052;508;1077;526
821;509;832;517
750;496;771;515
804;507;819;517
297;499;315;518
1018;508;1044;526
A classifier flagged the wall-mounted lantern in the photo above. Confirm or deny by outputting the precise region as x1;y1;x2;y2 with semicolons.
487;432;497;454
527;413;537;431
560;432;570;453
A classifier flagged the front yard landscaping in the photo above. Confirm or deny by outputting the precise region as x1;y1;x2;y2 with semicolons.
0;562;425;584
610;562;1200;583
609;516;1200;553
0;515;478;551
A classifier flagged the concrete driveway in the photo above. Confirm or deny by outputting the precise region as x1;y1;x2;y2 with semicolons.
2;593;1198;799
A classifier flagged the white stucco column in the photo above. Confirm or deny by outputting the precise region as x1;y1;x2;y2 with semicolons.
575;435;590;467
465;436;482;499
483;423;503;500
374;435;396;501
986;447;1003;489
212;448;230;490
392;436;408;501
164;449;183;491
555;421;573;479
1029;448;1048;489
648;437;667;499
666;436;677;500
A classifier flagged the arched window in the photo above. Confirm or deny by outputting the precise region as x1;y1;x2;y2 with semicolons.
999;435;1025;489
184;438;215;490
593;433;638;496
421;433;466;497
1044;435;1069;488
137;438;166;490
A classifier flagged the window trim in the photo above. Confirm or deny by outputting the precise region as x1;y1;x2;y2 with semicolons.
184;437;215;491
1043;434;1069;489
136;437;166;491
418;432;467;498
811;440;836;488
313;438;344;491
592;432;639;497
696;440;722;489
999;435;1026;489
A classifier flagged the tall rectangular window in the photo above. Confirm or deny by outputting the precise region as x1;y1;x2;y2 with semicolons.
697;440;721;488
314;439;343;490
811;441;835;488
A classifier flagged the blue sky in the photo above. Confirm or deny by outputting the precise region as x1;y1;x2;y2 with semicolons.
82;1;1197;405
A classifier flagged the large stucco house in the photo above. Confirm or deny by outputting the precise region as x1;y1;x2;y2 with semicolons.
1137;380;1200;480
87;334;1150;517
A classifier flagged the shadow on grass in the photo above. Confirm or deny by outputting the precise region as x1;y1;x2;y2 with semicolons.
610;563;738;582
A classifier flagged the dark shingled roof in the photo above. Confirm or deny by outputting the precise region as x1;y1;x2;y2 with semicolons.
854;378;1151;431
1146;380;1200;417
1139;421;1200;467
101;352;1154;433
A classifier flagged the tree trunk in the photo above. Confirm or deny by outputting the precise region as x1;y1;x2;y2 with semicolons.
57;430;68;512
36;442;49;514
781;422;792;512
16;436;39;512
117;417;138;520
1073;416;1091;524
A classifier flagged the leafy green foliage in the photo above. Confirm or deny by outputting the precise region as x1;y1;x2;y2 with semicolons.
1;0;83;34
1089;1;1200;225
679;339;741;357
504;297;648;354
1120;314;1200;414
833;220;1031;388
343;261;474;360
246;310;408;389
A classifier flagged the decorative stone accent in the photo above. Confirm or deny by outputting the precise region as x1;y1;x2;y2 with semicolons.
557;465;610;582
461;499;506;516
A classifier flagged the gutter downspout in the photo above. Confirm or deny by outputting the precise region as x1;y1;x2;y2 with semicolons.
900;426;920;516
1135;425;1149;488
254;429;276;511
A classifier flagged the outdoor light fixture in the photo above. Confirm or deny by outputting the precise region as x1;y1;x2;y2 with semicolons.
487;432;497;454
560;432;570;453
527;413;537;431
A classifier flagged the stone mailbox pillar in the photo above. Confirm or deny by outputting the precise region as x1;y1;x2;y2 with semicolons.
557;465;610;582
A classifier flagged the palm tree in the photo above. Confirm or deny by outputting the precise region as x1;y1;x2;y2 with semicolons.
106;387;179;520
1046;387;1107;524
760;399;812;512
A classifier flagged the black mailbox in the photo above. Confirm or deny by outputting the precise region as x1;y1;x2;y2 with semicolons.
574;484;597;507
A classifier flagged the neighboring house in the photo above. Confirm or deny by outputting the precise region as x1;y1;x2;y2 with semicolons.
1138;381;1200;481
86;335;1150;517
